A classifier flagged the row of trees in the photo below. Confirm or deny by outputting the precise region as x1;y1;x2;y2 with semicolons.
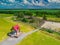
0;10;60;18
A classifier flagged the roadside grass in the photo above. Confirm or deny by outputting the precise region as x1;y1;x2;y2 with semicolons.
0;14;35;42
5;17;35;33
17;31;60;45
18;22;35;32
0;14;13;17
47;17;60;22
41;30;60;40
45;15;60;22
37;15;60;22
0;18;14;42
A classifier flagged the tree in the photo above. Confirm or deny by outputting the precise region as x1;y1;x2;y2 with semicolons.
43;12;47;20
22;18;28;22
56;11;60;18
32;13;36;16
17;12;24;18
43;14;47;20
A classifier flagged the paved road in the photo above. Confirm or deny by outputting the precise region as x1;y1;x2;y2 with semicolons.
0;28;41;45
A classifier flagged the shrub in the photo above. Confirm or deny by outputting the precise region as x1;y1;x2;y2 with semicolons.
46;29;54;33
22;18;28;22
42;28;54;33
17;12;24;18
29;19;35;23
43;15;47;20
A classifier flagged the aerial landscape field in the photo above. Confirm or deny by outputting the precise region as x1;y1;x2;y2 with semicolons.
0;9;60;45
0;0;60;45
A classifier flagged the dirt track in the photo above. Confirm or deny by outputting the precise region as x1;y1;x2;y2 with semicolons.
41;21;60;30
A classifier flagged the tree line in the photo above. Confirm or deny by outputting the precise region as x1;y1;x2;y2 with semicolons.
0;10;60;18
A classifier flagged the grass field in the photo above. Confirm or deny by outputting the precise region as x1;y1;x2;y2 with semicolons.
0;14;34;42
0;10;60;45
17;31;60;45
47;17;60;22
45;15;60;22
0;14;14;41
38;16;60;22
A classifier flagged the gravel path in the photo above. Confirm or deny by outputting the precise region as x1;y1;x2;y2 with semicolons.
41;21;60;30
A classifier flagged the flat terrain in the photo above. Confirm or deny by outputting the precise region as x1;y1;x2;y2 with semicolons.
0;14;34;42
17;21;60;45
17;31;60;45
0;10;60;45
41;21;60;30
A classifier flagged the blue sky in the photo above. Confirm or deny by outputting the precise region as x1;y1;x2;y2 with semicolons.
0;0;60;9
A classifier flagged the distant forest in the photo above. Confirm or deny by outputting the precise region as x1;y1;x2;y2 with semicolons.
0;9;60;18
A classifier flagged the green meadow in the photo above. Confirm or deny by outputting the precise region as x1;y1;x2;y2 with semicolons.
0;14;14;41
17;31;60;45
0;14;34;42
0;9;60;45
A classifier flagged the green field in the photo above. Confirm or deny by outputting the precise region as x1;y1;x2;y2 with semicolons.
0;14;14;41
0;10;60;45
0;14;34;42
17;31;60;45
43;15;60;22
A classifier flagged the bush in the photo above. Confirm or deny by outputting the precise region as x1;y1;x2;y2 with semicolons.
42;28;54;33
43;15;47;20
17;12;24;18
29;19;35;23
22;18;29;22
46;29;54;33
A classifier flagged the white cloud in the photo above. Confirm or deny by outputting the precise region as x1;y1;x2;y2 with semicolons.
23;0;28;4
23;0;33;5
32;0;45;6
38;1;45;6
0;1;14;6
0;2;7;5
48;0;60;3
32;0;35;4
8;0;15;2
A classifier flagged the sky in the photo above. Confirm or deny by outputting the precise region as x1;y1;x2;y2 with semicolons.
0;0;60;9
48;0;60;3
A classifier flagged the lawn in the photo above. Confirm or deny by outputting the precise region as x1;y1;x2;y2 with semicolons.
0;14;13;17
0;10;60;45
37;14;60;22
0;14;14;41
47;17;60;22
0;14;35;42
17;31;60;45
0;19;13;41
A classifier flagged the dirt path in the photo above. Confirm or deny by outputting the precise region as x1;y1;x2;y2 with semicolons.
41;21;60;30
